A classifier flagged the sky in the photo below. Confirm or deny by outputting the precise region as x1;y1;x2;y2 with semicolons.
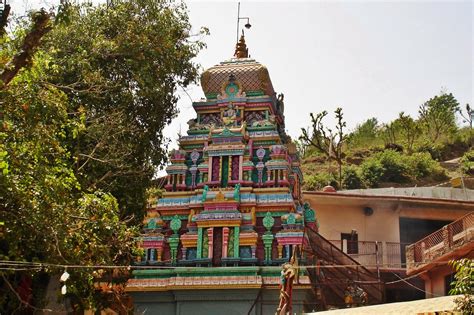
8;0;474;148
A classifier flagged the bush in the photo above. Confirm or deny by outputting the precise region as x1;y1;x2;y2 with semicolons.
416;140;443;160
342;165;363;189
373;149;410;182
460;150;474;175
360;159;385;188
304;172;338;191
359;149;448;186
407;152;445;179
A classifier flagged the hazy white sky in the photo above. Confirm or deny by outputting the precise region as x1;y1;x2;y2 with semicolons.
174;0;473;144
9;0;474;147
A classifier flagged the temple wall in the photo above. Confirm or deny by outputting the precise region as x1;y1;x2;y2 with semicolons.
131;289;310;315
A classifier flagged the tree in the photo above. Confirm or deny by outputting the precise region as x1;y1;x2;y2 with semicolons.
0;0;206;311
458;103;473;129
300;107;347;187
448;259;474;314
419;92;460;143
347;117;379;148
381;121;399;147
394;112;421;154
42;0;207;219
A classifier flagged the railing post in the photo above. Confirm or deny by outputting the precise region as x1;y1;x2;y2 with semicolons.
375;241;381;281
442;226;450;252
382;241;388;268
406;244;415;270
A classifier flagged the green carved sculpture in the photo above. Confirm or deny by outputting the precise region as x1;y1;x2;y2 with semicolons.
202;185;209;202
234;183;241;201
170;215;181;234
147;218;156;229
287;213;296;225
263;212;275;232
303;202;315;222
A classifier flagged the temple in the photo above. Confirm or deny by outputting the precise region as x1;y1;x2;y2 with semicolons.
127;33;319;314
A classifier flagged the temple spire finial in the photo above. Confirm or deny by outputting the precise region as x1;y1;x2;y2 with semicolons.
234;30;248;58
235;2;251;58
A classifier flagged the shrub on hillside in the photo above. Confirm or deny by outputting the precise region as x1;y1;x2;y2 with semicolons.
304;172;338;191
460;150;474;175
360;159;385;188
415;140;443;160
342;165;363;189
407;152;447;180
373;150;410;182
359;149;446;186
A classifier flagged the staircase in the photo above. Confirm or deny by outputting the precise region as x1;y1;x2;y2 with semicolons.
303;226;384;310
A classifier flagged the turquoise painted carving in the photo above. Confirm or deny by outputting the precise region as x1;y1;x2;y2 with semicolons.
202;185;209;202
262;234;274;262
234;183;241;202
197;227;203;259
225;82;239;98
303;202;315;222
170;215;181;234
168;236;180;264
147;218;156;229
287;213;296;225
263;212;275;232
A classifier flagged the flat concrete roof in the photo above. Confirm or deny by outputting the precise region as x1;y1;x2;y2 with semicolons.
305;295;462;314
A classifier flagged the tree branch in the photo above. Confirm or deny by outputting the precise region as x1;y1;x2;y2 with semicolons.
1;9;52;88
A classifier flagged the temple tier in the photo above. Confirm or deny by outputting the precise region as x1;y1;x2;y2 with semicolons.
128;35;317;302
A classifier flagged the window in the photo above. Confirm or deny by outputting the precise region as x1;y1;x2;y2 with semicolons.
341;231;358;254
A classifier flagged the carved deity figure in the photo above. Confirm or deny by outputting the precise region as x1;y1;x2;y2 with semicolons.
233;183;241;201
202;185;209;202
223;103;238;126
276;248;298;315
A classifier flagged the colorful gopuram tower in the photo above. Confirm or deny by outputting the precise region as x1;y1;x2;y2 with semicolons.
127;34;318;314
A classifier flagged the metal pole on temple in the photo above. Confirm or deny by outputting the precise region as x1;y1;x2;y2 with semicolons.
236;2;240;43
236;2;252;44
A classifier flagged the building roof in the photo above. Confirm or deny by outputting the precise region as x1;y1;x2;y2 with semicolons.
339;187;474;202
304;295;462;315
303;190;474;209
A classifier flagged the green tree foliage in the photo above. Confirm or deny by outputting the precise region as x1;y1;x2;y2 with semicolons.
41;0;207;219
395;112;421;154
0;0;206;311
448;259;474;314
460;149;474;175
419;92;460;143
359;150;446;187
342;165;363;189
300;107;347;187
304;172;338;191
347;117;380;148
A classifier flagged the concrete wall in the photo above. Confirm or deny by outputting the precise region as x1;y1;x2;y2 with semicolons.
131;289;309;315
305;195;400;243
423;265;453;298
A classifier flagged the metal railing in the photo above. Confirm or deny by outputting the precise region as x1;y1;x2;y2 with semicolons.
328;240;408;269
406;212;474;272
